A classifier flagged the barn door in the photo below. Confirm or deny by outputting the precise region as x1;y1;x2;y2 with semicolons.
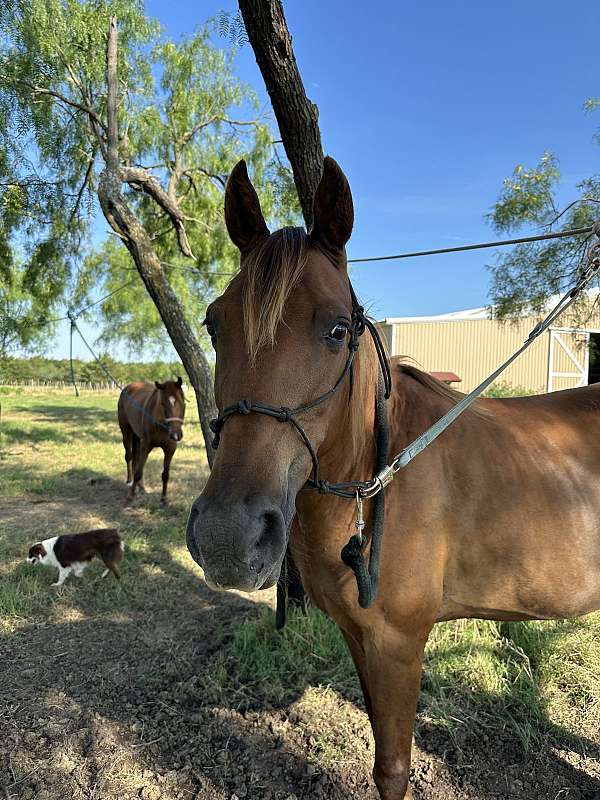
547;328;590;392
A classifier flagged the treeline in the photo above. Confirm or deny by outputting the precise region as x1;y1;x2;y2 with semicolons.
0;356;185;385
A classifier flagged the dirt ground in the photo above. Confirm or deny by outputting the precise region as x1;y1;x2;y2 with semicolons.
1;392;600;800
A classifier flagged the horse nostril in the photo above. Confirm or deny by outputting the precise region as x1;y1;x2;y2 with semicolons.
254;509;285;556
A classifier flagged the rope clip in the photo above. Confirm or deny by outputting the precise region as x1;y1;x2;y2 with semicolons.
354;490;365;544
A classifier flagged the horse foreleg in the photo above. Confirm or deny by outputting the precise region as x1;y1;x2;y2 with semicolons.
160;445;175;506
363;624;430;800
341;628;373;722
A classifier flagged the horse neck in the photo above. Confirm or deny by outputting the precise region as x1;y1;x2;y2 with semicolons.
145;385;161;423
315;357;465;489
293;340;385;576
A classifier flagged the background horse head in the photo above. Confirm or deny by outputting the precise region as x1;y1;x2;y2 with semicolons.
154;377;186;442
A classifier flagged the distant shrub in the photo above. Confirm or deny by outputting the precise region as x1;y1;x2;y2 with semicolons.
484;382;536;398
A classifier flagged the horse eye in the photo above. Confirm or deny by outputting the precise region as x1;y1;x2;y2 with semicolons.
329;323;348;341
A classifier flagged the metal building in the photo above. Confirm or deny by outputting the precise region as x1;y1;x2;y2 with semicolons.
379;293;600;394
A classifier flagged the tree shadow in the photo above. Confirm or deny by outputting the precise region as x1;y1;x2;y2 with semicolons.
416;621;600;800
0;540;377;800
8;402;119;445
1;424;70;445
14;403;117;427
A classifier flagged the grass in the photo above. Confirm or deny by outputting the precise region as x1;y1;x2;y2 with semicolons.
1;386;599;782
0;387;210;628
228;607;600;750
229;606;359;704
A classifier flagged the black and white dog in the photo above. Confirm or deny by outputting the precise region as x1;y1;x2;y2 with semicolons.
27;528;124;586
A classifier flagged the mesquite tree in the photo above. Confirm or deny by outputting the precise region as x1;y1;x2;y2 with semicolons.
0;0;297;456
489;150;600;321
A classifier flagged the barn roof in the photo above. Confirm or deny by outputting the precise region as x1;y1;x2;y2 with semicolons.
381;306;490;324
381;287;600;325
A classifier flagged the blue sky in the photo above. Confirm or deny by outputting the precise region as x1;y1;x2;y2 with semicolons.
54;0;600;358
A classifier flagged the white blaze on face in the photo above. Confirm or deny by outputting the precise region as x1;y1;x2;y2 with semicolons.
169;396;176;407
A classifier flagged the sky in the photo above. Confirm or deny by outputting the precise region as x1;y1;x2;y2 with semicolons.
53;0;600;359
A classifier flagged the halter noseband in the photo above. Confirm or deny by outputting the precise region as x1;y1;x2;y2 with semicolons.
209;280;392;610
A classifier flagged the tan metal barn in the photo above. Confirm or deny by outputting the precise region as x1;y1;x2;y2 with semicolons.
379;292;600;394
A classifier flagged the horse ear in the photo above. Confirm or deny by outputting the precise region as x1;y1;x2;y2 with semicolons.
176;376;183;388
225;160;270;253
310;156;354;256
155;381;165;390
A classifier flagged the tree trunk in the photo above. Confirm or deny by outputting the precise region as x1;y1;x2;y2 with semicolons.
239;0;323;614
101;17;216;465
237;0;323;230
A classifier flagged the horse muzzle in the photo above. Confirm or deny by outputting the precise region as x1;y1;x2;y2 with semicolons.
186;494;286;592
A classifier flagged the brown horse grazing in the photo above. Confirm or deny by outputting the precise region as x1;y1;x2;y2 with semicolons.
118;378;185;505
186;158;600;800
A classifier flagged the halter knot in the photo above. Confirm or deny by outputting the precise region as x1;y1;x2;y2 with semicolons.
278;407;293;422
238;399;253;415
209;417;222;450
316;480;331;494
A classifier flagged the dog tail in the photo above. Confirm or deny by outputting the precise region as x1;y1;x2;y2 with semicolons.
99;530;124;580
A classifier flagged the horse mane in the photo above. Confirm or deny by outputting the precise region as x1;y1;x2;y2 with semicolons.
398;362;488;416
242;227;308;364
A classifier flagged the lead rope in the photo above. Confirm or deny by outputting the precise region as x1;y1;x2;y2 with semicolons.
340;377;389;608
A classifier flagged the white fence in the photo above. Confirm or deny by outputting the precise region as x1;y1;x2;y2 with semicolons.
0;379;120;391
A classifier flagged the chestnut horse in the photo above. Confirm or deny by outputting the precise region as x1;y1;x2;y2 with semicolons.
118;378;185;505
186;158;600;799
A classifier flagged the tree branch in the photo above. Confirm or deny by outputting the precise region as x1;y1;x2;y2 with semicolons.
13;78;107;133
104;18;193;259
121;166;194;258
106;17;119;175
97;16;216;459
68;152;96;224
182;167;226;189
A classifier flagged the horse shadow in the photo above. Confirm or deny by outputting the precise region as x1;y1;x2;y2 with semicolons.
2;530;600;800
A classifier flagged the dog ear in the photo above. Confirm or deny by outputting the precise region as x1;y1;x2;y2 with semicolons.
155;381;166;390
